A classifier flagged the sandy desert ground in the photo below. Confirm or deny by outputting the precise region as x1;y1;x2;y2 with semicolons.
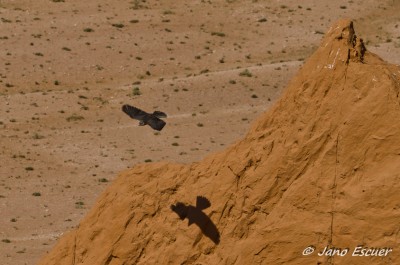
0;0;400;264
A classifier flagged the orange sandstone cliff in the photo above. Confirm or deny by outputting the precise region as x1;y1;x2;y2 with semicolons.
38;19;400;265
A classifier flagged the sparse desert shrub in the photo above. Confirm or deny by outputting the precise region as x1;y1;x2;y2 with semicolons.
32;133;45;139
239;69;252;77
131;0;147;10
75;201;85;208
163;10;175;15
93;97;108;105
132;87;141;96
112;23;125;28
66;114;84;122
211;32;226;37
32;192;41;196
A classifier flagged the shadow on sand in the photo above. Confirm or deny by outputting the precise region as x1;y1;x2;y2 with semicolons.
171;196;220;244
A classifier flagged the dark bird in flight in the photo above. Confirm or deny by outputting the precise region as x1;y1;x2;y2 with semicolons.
122;104;167;131
171;196;220;244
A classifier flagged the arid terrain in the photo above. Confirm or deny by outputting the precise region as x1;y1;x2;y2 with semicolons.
1;1;400;265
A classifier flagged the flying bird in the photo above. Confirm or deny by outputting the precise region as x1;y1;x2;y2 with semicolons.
122;104;167;131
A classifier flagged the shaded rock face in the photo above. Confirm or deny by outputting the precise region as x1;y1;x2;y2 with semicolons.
38;19;400;265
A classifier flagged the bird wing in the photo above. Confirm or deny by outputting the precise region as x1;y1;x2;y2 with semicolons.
147;116;166;131
122;104;149;121
152;111;167;118
196;196;211;210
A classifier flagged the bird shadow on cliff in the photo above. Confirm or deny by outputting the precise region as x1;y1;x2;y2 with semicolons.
171;196;220;245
